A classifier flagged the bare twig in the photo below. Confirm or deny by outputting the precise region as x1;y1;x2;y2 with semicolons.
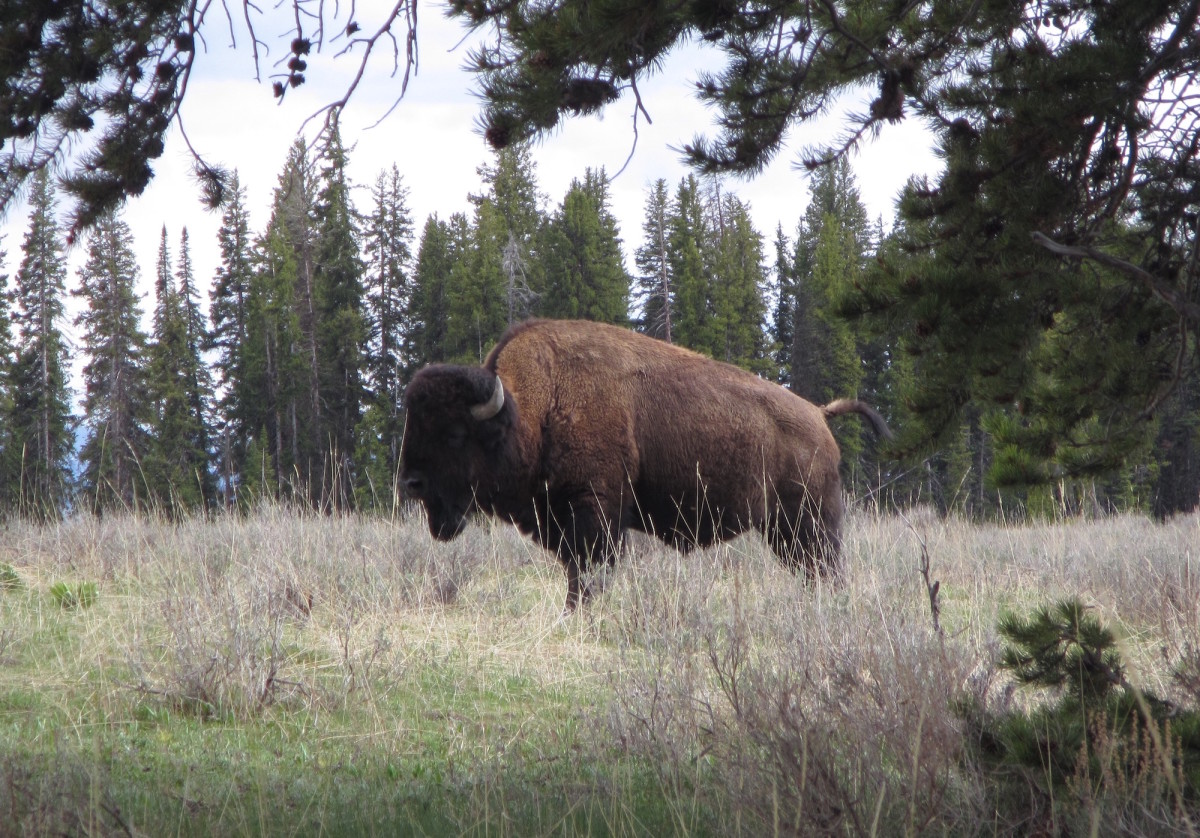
897;510;942;639
917;533;942;639
612;72;652;180
301;1;418;135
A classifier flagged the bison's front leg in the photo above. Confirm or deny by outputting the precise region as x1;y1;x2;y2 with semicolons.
539;492;622;614
563;562;586;613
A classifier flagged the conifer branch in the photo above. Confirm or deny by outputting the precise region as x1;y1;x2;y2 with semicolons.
1031;231;1200;326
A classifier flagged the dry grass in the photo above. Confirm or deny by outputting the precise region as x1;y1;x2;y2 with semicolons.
0;504;1196;835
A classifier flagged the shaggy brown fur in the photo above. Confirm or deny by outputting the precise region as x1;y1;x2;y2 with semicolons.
400;319;891;612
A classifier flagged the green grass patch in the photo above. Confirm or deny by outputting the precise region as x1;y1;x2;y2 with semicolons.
0;563;22;591
49;580;98;610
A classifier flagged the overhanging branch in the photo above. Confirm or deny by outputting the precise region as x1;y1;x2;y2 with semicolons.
1031;231;1200;326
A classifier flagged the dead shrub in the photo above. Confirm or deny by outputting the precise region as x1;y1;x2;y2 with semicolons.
132;566;299;719
605;545;974;835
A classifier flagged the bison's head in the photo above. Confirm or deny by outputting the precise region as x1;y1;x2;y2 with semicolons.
399;365;510;541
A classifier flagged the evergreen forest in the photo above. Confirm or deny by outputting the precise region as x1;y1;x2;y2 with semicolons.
1;132;1196;521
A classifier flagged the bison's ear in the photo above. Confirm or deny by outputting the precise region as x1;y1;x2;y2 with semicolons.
470;374;505;421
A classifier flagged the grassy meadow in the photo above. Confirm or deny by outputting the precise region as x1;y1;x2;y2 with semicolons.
0;504;1198;836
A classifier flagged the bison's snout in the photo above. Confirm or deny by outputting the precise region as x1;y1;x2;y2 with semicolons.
402;471;469;541
431;516;467;541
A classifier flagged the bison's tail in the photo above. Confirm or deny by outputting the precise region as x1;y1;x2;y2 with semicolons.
821;399;894;440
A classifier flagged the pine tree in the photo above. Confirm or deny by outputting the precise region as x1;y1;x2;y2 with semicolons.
9;170;73;517
634;179;674;341
938;405;996;516
808;214;863;403
152;227;173;337
459;1;1200;485
145;228;192;511
312;124;366;510
814;214;868;476
770;224;795;386
243;219;308;503
807;157;869;249
644;178;771;369
208;172;254;506
273;139;323;501
778;216;816;398
501;229;539;326
4;1;419;233
145;227;213;516
1150;369;1200;519
475;146;544;246
74;210;153;513
239;428;279;511
175;228;216;506
702;186;768;371
539;168;630;324
862;217;946;510
667;176;711;353
784;164;868;396
353;402;396;511
0;239;16;513
773;159;887;495
473;145;545;323
437;146;546;364
145;228;178;501
445;202;511;363
232;143;324;505
361;164;414;500
2;0;199;232
406;214;460;370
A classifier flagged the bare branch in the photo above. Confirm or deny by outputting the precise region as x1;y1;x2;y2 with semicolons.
897;510;942;640
230;0;269;82
300;1;417;136
612;73;652;181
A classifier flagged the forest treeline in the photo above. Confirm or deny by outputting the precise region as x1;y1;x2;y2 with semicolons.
1;132;1197;521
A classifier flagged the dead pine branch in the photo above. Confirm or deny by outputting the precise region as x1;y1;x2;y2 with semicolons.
918;536;943;640
899;512;942;640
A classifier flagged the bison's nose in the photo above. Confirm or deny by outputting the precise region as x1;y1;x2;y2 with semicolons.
402;471;427;498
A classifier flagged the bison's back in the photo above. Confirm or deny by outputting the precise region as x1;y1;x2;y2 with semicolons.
487;320;842;544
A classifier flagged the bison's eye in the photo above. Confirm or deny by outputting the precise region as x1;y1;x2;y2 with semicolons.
446;424;467;449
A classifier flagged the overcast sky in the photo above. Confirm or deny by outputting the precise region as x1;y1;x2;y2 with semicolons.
1;5;943;314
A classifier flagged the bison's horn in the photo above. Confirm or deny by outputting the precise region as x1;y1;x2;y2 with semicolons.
470;375;505;420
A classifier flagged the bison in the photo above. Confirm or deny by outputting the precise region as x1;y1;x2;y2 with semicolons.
400;319;891;612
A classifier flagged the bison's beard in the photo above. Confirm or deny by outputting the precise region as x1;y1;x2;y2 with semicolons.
422;495;470;541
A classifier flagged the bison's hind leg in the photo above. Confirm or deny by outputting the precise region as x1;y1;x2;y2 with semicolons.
765;494;843;582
